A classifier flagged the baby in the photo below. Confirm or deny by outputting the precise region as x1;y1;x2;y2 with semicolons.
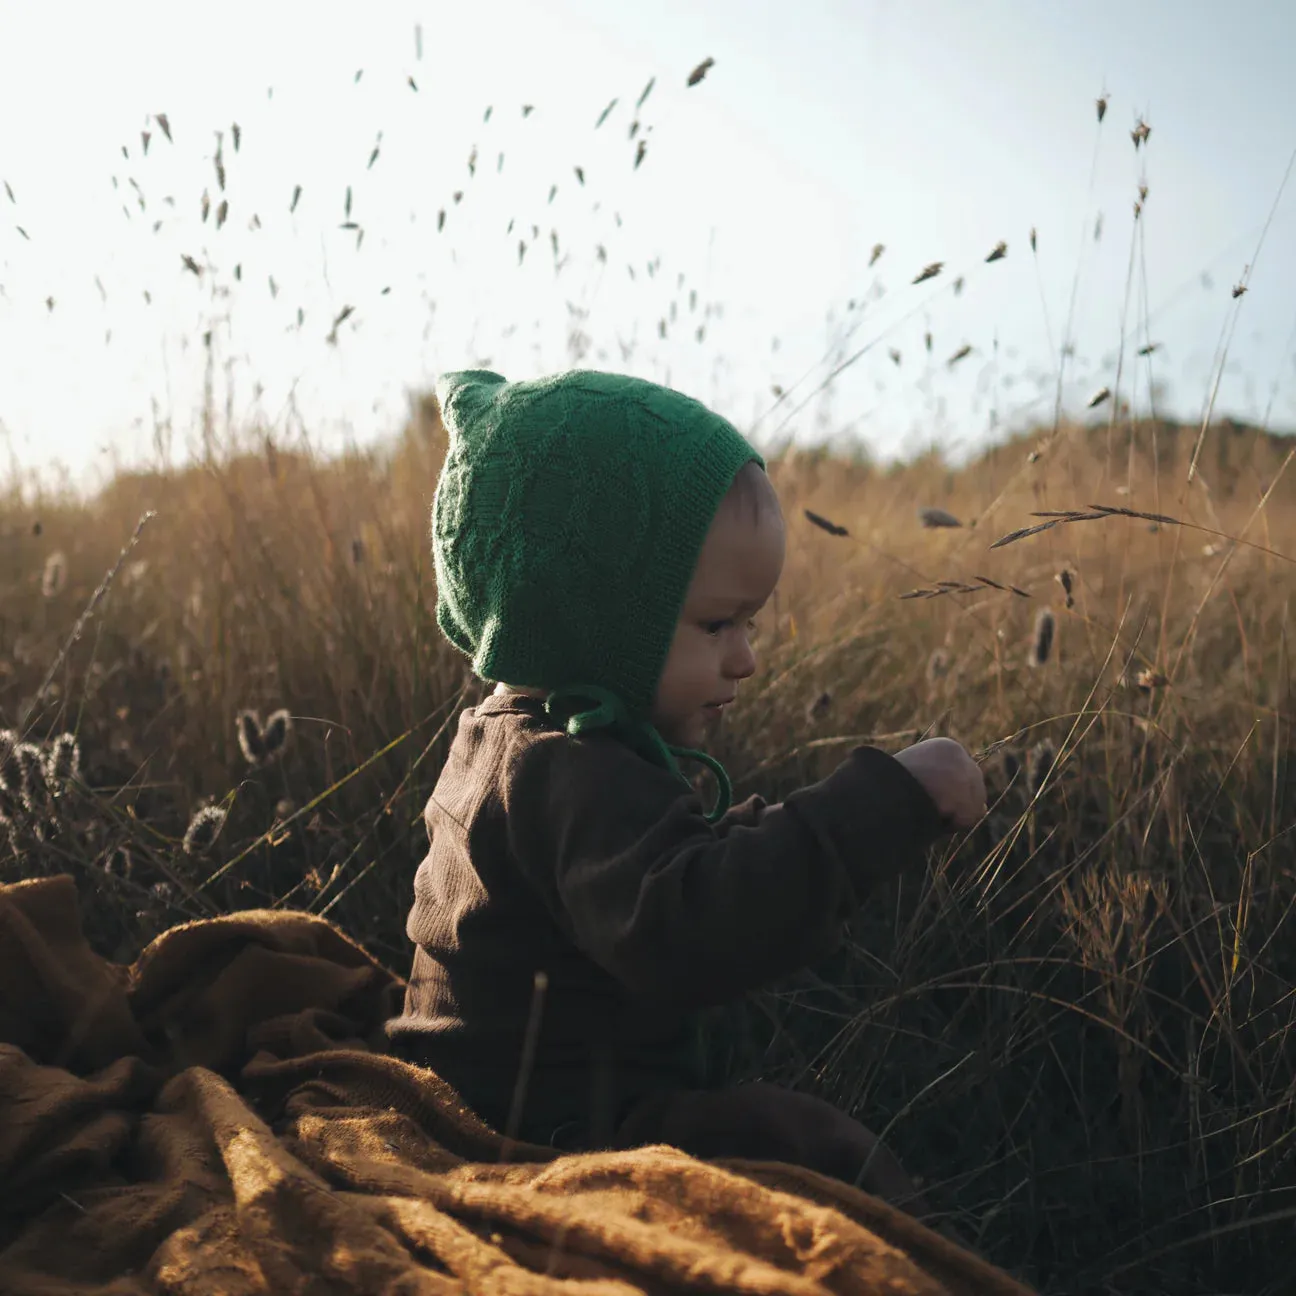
386;369;986;1208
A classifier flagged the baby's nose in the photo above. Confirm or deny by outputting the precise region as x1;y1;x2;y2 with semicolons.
727;635;757;680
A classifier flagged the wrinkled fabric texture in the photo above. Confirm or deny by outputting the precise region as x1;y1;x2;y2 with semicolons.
0;874;1037;1296
535;1080;937;1218
388;692;948;1142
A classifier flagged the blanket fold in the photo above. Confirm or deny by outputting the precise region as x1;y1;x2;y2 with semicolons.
0;876;1035;1296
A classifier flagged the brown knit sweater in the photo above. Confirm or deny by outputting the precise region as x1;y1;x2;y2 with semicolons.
386;693;946;1138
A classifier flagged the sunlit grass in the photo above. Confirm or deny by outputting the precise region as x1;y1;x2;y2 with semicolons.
2;49;1295;1295
1;404;1293;1291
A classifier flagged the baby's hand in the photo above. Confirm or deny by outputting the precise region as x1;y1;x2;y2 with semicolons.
893;738;986;830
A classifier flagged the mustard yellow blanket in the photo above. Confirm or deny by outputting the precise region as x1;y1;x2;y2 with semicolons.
0;876;1035;1295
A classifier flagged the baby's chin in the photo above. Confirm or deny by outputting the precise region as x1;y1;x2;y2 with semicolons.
657;708;725;750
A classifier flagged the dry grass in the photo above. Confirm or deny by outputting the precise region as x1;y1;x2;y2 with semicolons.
1;405;1293;1293
6;47;1295;1289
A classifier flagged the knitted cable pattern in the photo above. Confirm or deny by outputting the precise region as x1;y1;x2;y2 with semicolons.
432;368;762;822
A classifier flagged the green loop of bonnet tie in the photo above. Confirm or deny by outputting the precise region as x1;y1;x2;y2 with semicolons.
543;684;733;824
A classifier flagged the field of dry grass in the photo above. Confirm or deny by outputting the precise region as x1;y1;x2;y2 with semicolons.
1;402;1293;1292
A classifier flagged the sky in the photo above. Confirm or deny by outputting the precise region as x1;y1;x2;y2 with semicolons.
1;0;1294;494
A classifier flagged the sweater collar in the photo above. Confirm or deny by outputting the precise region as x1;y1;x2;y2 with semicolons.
473;686;733;824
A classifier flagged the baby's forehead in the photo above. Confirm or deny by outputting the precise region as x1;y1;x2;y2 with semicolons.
688;515;783;607
720;462;781;525
689;557;754;591
691;587;764;613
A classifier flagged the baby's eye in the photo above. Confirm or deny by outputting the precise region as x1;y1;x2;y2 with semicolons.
703;617;759;636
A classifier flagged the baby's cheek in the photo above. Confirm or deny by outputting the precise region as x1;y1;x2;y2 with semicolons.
691;642;723;693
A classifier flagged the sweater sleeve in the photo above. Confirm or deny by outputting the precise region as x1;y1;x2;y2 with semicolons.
500;732;946;1010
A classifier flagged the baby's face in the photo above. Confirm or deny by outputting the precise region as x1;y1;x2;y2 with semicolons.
651;469;785;750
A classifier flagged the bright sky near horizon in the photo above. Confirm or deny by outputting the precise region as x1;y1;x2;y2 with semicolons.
1;0;1294;494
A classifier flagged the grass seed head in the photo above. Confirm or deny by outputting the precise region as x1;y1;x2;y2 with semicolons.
260;709;293;763
16;742;53;818
804;509;849;537
103;845;132;878
919;506;962;528
0;730;20;794
41;550;68;599
236;710;267;765
183;803;227;856
686;56;715;87
1029;608;1056;668
45;732;81;786
805;690;833;723
1057;569;1075;608
1027;740;1055;795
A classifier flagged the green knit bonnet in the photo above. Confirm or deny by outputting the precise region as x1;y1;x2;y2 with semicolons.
432;369;765;823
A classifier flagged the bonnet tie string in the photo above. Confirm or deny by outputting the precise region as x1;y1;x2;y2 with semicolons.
543;684;733;824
